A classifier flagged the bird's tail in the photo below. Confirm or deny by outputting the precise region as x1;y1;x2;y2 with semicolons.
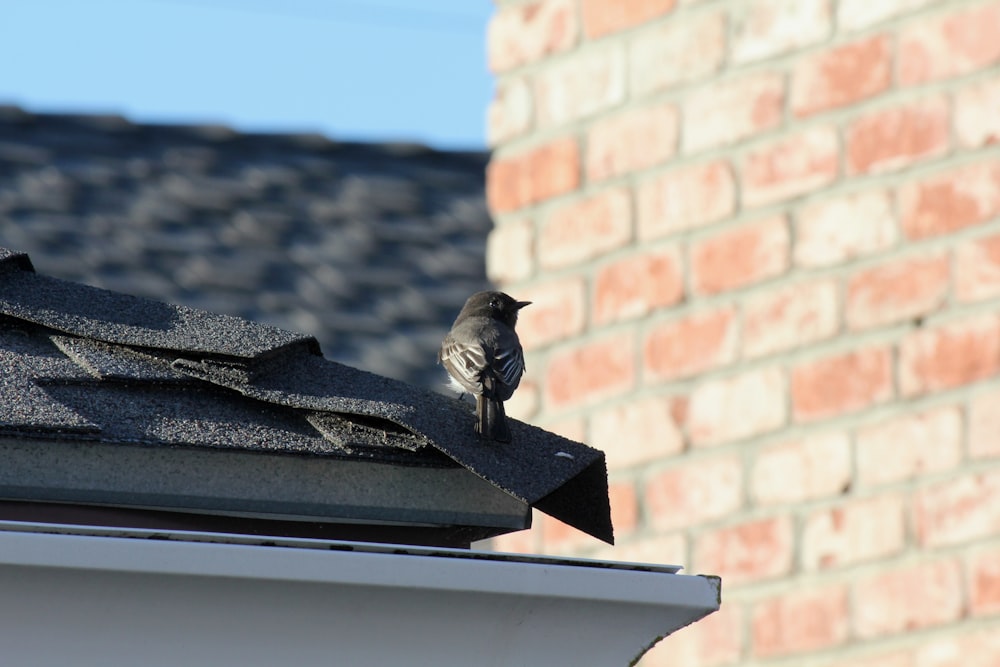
475;394;511;443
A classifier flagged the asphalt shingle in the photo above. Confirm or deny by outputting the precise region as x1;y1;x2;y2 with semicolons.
0;249;614;544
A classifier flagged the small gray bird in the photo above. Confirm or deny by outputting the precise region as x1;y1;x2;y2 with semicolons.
439;291;530;442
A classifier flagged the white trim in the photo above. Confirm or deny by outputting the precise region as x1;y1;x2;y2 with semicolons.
0;525;719;666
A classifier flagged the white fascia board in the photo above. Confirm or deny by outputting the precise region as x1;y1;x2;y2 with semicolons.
0;525;720;667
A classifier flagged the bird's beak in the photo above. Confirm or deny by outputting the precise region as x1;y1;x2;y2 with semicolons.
515;301;532;309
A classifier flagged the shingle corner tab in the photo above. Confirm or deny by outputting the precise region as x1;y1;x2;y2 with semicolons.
0;247;34;275
50;335;191;382
534;455;614;545
176;351;615;544
432;419;614;545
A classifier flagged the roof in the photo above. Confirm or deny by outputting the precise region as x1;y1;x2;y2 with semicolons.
0;105;492;388
0;248;613;546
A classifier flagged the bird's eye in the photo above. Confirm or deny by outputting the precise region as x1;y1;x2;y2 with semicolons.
490;297;502;310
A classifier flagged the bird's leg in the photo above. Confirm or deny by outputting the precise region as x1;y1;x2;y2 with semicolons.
455;391;473;407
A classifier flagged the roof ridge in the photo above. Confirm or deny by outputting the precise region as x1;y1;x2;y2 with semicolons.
0;248;319;361
0;104;490;160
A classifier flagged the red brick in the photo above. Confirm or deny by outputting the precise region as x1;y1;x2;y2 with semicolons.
690;216;790;295
545;333;635;409
856;406;962;486
693;516;793;586
514;278;586;352
487;77;532;145
853;559;963;639
594;246;684;326
641;601;743;667
956;75;1000;148
970;386;1000;459
687;367;787;446
643;308;738;382
589;396;684;471
682;72;785;153
956;232;1000;303
914;631;1000;667
794;190;898;268
802;495;906;571
752;585;849;658
792;346;893;422
845;252;950;330
742;279;839;359
751;432;851;506
636;161;736;241
534;44;625;127
580;0;676;39
537;187;631;270
969;546;1000;616
899;161;1000;240
846;97;949;174
898;315;1000;397
914;470;1000;547
672;397;690;430
586;103;678;182
487;137;580;213
538;511;594;554
899;3;1000;86
838;0;944;32
486;217;534;285
490;525;537;554
610;480;639;532
742;126;840;207
644;455;743;531
731;0;832;64
792;35;891;117
628;10;726;96
487;0;577;72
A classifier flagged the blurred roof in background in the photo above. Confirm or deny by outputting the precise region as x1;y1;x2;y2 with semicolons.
0;106;493;388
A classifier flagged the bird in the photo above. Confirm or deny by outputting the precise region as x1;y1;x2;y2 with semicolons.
439;291;530;442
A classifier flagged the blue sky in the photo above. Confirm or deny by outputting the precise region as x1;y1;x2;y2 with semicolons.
0;0;494;149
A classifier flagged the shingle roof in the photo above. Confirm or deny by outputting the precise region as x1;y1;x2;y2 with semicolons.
0;105;492;388
0;248;614;545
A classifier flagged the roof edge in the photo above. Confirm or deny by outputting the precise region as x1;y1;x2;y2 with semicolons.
0;248;34;274
534;455;614;545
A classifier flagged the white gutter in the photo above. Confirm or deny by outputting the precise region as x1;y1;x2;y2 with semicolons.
0;523;719;666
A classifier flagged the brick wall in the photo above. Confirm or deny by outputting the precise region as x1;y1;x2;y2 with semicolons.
485;0;1000;665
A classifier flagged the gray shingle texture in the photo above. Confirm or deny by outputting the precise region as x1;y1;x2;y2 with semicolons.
0;249;614;543
0;106;492;387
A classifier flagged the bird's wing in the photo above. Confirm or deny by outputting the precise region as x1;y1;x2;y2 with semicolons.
492;343;525;398
439;335;488;395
